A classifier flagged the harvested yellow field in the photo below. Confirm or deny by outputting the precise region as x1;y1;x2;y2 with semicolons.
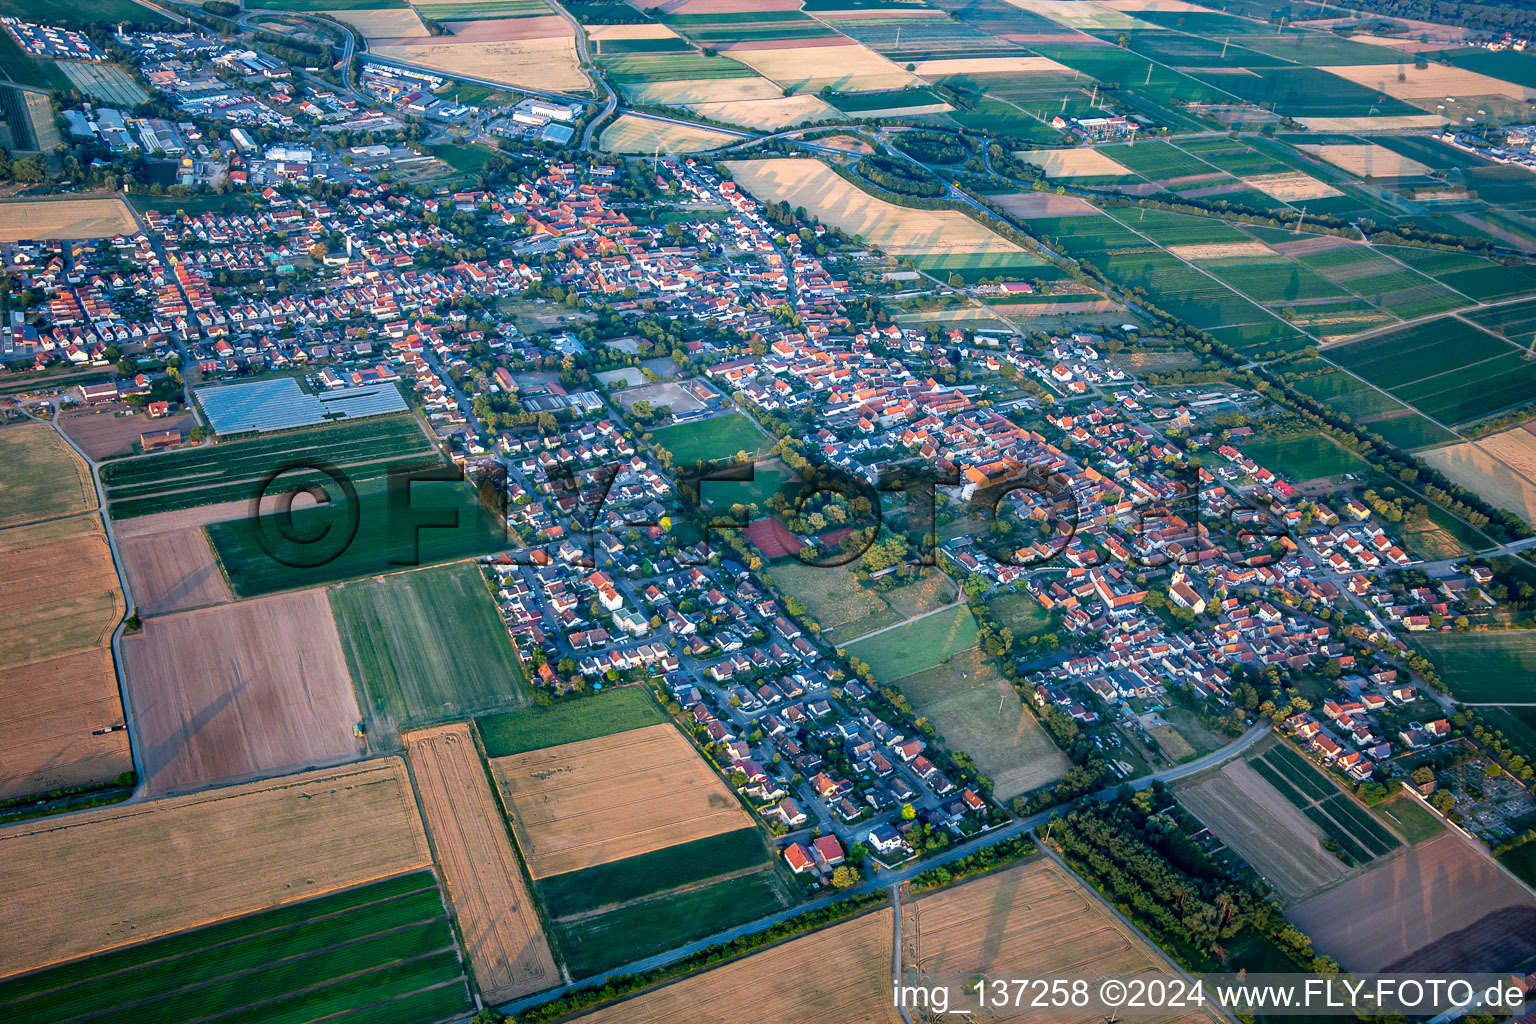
1297;143;1435;178
601;114;739;154
1325;63;1534;103
491;722;752;878
323;8;427;39
911;55;1069;75
572;908;899;1024
1004;0;1149;29
1016;147;1131;177
725;158;1022;256
587;23;680;41
1423;432;1536;524
406;725;556;1002
0;420;92;527
0;197;137;242
1299;114;1446;131
686;94;838;130
904;857;1216;1024
851;102;954;117
730;42;920;94
373;35;588;92
1167;240;1275;259
1246;171;1343;201
0;759;432;978
1104;0;1205;9
626;76;783;105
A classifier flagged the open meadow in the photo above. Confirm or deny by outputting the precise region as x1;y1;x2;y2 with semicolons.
0;514;130;802
331;562;530;729
1411;630;1536;703
0;758;432;978
0;869;471;1024
724;158;1023;256
892;647;1066;800
1288;831;1536;972
844;603;979;679
0;197;137;242
491;721;752;878
122;588;362;794
0;421;92;527
404;724;556;1002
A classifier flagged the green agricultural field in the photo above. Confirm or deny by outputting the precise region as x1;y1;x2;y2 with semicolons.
0;871;471;1024
0;421;92;527
827;87;945;113
889;646;1067;799
1414;631;1536;704
1372;794;1445;846
407;0;549;17
1388;247;1536;303
100;413;442;518
537;828;773;915
1195;66;1421;117
331;562;530;728
476;684;667;757
1249;744;1398;862
601;51;754;83
844;603;979;679
911;250;1058;283
1240;431;1367;482
1207;321;1310;356
1098;139;1214;180
549;866;794;977
0;0;173;16
1474;706;1536;766
651;412;771;465
250;0;405;8
1204;257;1349;304
206;478;507;597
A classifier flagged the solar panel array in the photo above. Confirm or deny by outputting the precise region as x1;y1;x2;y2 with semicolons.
195;378;407;434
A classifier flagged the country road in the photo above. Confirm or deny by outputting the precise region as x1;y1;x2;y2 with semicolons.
498;721;1272;1016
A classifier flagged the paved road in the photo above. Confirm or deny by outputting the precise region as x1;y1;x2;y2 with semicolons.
544;0;617;151
498;721;1271;1016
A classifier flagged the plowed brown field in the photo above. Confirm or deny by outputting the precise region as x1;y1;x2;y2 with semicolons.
122;589;361;794
119;525;231;615
406;724;556;1003
491;722;751;878
0;758;431;978
571;907;899;1024
902;857;1217;1024
0;514;129;801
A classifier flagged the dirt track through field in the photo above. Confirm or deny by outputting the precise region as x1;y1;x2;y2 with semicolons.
0;758;431;978
570;907;899;1024
491;722;751;878
122;589;362;794
906;857;1218;1024
405;724;556;1003
1287;832;1536;972
1178;760;1349;899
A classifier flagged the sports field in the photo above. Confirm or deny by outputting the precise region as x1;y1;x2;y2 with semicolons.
0;758;432;977
650;411;771;465
476;684;667;756
843;603;979;679
0;870;471;1024
890;647;1067;799
1413;630;1536;703
0;421;92;527
331;562;530;727
1240;431;1368;483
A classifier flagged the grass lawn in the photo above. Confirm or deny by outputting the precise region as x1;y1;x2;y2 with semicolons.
843;603;979;679
986;590;1053;640
476;685;666;757
0;871;470;1024
885;647;1067;799
0;421;92;527
330;562;530;728
650;412;771;466
1240;431;1367;483
206;479;506;597
1372;794;1445;846
1413;631;1536;704
1161;706;1228;759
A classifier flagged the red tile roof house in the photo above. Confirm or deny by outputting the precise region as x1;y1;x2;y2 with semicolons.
783;842;816;874
813;835;845;869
